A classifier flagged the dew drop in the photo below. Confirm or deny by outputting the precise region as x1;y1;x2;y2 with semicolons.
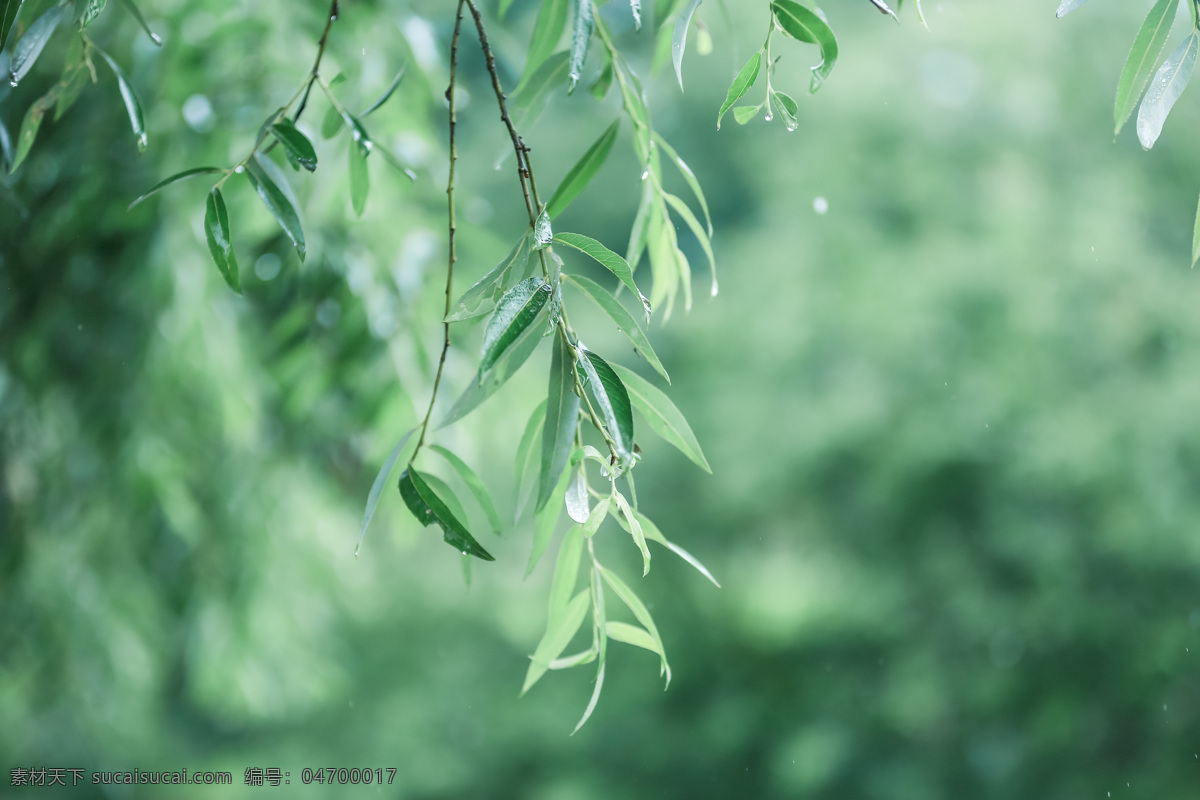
710;280;719;297
136;133;148;152
9;79;18;88
150;33;163;45
640;170;649;180
764;113;773;122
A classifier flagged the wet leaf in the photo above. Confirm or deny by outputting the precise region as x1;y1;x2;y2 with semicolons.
577;348;635;465
81;0;108;28
349;136;369;216
533;208;554;250
245;154;306;261
1114;0;1178;136
1056;0;1091;18
771;0;839;92
565;273;669;382
428;445;505;534
356;426;417;555
8;4;66;87
94;47;147;150
629;0;642;29
671;0;703;90
610;362;711;472
538;329;581;511
546;119;619;219
446;232;532;322
203;188;239;293
568;0;594;93
0;119;11;173
341;110;373;157
116;0;162;45
128;167;225;210
481;277;553;375
514;0;568;97
270;119;318;171
55;36;92;122
554;232;650;316
1136;31;1197;149
399;469;495;561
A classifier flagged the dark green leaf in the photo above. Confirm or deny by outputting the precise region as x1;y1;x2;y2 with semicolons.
428;445;505;534
116;0;161;45
538;329;581;512
446;233;532;323
610;362;710;472
419;473;471;530
10;100;45;173
356;427;417;555
8;4;66;87
514;0;569;97
546;119;619;219
81;0;107;28
1;0;28;51
321;105;344;138
554;232;650;316
1056;0;1091;18
399;469;495;561
522;589;590;695
732;105;760;125
0;119;11;174
95;47;147;151
1114;0;1178;136
481;277;553;375
771;0;839;92
671;0;703;90
245;154;306;261
55;36;91;122
128;167;225;210
438;321;546;428
528;460;572;576
568;0;594;93
270;119;318;171
204;188;240;294
349;137;369;216
577;348;635;465
565;273;669;383
361;66;406;117
1136;31;1197;149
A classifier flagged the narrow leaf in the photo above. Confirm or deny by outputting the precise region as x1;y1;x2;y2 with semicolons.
583;495;609;536
428;445;505;534
245;154;306;260
1;0;27;51
128;167;225;210
626;180;654;271
523;590;590;695
349;137;369;216
420;472;471;527
514;0;569;97
95;48;147;151
610;362;711;472
116;0;162;45
598;565;670;685
357;427;417;555
614;490;651;575
534;208;553;249
606;621;658;653
270;119;318;171
8;4;65;86
55;36;91;121
1114;0;1179;136
204;188;240;293
510;51;570;129
771;0;839;92
321;105;344;138
446;232;532;322
341;110;373;157
630;0;642;29
549;525;585;621
1136;31;1197;149
565;464;590;524
399;469;495;561
538;329;582;511
10;101;44;173
662;191;715;292
636;510;720;587
439;321;545;428
565;273;669;383
528;461;572;576
1056;0;1091;18
81;0;108;29
1193;191;1200;267
577;348;635;465
653;132;712;236
554;232;650;316
672;0;703;90
546;119;619;219
514;400;548;521
0;119;11;174
361;67;406;117
568;0;594;93
481;277;553;375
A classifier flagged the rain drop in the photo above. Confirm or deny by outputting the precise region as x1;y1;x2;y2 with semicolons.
764;113;773;122
136;133;149;152
813;196;829;215
641;170;649;180
710;279;719;297
9;79;18;88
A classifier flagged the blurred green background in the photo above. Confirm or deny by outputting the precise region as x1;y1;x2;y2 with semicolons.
3;0;1200;797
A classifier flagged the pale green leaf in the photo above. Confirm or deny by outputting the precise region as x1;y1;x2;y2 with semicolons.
1136;31;1197;149
1114;0;1179;136
568;0;595;93
349;137;369;216
565;273;669;383
546;119;619;219
554;232;651;317
428;445;504;534
636;510;720;587
356;427;417;555
671;0;703;90
771;0;839;92
514;0;569;97
598;564;670;685
527;460;572;576
614;490;651;575
446;233;532;322
538;330;581;511
523;589;591;695
610;362;711;472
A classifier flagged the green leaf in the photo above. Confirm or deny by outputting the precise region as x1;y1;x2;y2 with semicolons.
548;525;585;621
8;4;66;87
1193;192;1200;268
598;564;670;685
626;180;654;271
636;510;720;587
439;320;546;428
361;67;406;117
481;277;553;375
321;105;344;138
771;0;839;92
554;232;650;317
55;36;92;122
399;469;495;561
590;51;613;99
1;0;28;51
522;589;590;695
546;119;619;219
500;0;518;18
1136;31;1197;149
733;105;760;125
510;51;570;130
565;462;590;523
203;188;240;294
446;233;532;322
116;0;161;45
92;47;147;151
565;273;669;383
1056;0;1091;18
538;329;581;512
10;100;45;173
571;560;607;734
0;119;12;174
662;191;715;294
568;0;594;93
356;427;417;555
583;495;609;536
1114;0;1179;136
428;445;504;534
613;490;651;575
270;119;318;171
653;133;712;236
245;154;306;261
419;472;471;529
533;208;554;250
128;167;225;210
773;89;799;130
630;0;642;29
577;348;635;465
671;0;703;90
646;202;681;316
528;460;572;576
81;0;108;28
349;136;369;216
610;362;711;472
514;0;569;97
606;621;658;653
514;399;548;521
341;110;373;157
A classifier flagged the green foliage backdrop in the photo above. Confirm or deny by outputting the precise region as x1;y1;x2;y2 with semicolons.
2;0;1199;797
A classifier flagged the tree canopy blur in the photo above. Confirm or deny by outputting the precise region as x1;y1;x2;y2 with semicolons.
2;0;1200;798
